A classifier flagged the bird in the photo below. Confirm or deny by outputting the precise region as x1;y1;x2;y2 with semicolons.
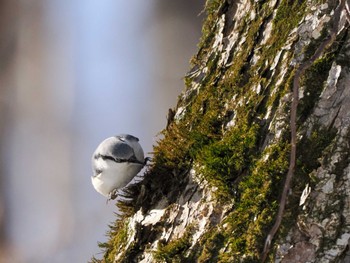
91;134;149;200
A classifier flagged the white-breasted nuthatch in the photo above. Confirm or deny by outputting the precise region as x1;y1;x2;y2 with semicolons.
91;134;148;200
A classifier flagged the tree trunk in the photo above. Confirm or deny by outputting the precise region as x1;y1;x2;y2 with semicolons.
92;0;350;262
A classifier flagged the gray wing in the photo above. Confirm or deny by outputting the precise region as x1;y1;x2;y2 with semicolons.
110;140;136;161
116;134;139;142
95;137;141;164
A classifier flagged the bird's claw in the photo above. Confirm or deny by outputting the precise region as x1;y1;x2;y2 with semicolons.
107;189;118;203
144;157;152;165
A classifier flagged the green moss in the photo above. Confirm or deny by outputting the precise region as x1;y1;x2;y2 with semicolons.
190;142;290;262
267;0;306;52
275;126;338;242
146;2;309;260
298;55;335;123
216;142;290;261
192;0;224;65
91;0;343;261
224;16;265;90
197;230;226;262
92;218;130;263
198;123;259;200
245;0;306;76
154;225;195;263
297;126;337;182
298;28;349;124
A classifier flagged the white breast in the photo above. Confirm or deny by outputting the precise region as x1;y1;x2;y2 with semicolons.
91;159;143;197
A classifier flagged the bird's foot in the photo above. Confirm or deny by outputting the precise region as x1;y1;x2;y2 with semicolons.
107;189;118;203
144;157;152;165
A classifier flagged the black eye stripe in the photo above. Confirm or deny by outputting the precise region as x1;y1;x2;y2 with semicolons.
96;154;128;163
95;154;144;165
102;155;119;162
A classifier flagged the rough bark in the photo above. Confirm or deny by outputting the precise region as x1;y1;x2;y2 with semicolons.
92;1;350;262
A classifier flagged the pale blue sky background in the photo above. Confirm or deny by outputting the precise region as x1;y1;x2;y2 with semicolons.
4;1;202;262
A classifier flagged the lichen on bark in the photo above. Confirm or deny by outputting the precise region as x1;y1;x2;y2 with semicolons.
91;1;350;262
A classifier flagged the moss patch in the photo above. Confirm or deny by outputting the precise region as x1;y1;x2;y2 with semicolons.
198;123;259;200
90;218;129;263
90;0;343;261
154;226;195;263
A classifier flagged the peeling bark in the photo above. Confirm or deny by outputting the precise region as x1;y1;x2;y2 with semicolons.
262;1;348;261
92;1;350;262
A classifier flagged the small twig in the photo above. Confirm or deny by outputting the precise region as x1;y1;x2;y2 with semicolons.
261;0;346;261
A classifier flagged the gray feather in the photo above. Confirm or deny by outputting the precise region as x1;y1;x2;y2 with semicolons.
116;134;139;142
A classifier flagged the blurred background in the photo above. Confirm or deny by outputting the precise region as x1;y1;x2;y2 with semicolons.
0;0;203;262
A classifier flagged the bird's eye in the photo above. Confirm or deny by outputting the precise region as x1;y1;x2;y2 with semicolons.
95;169;103;174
